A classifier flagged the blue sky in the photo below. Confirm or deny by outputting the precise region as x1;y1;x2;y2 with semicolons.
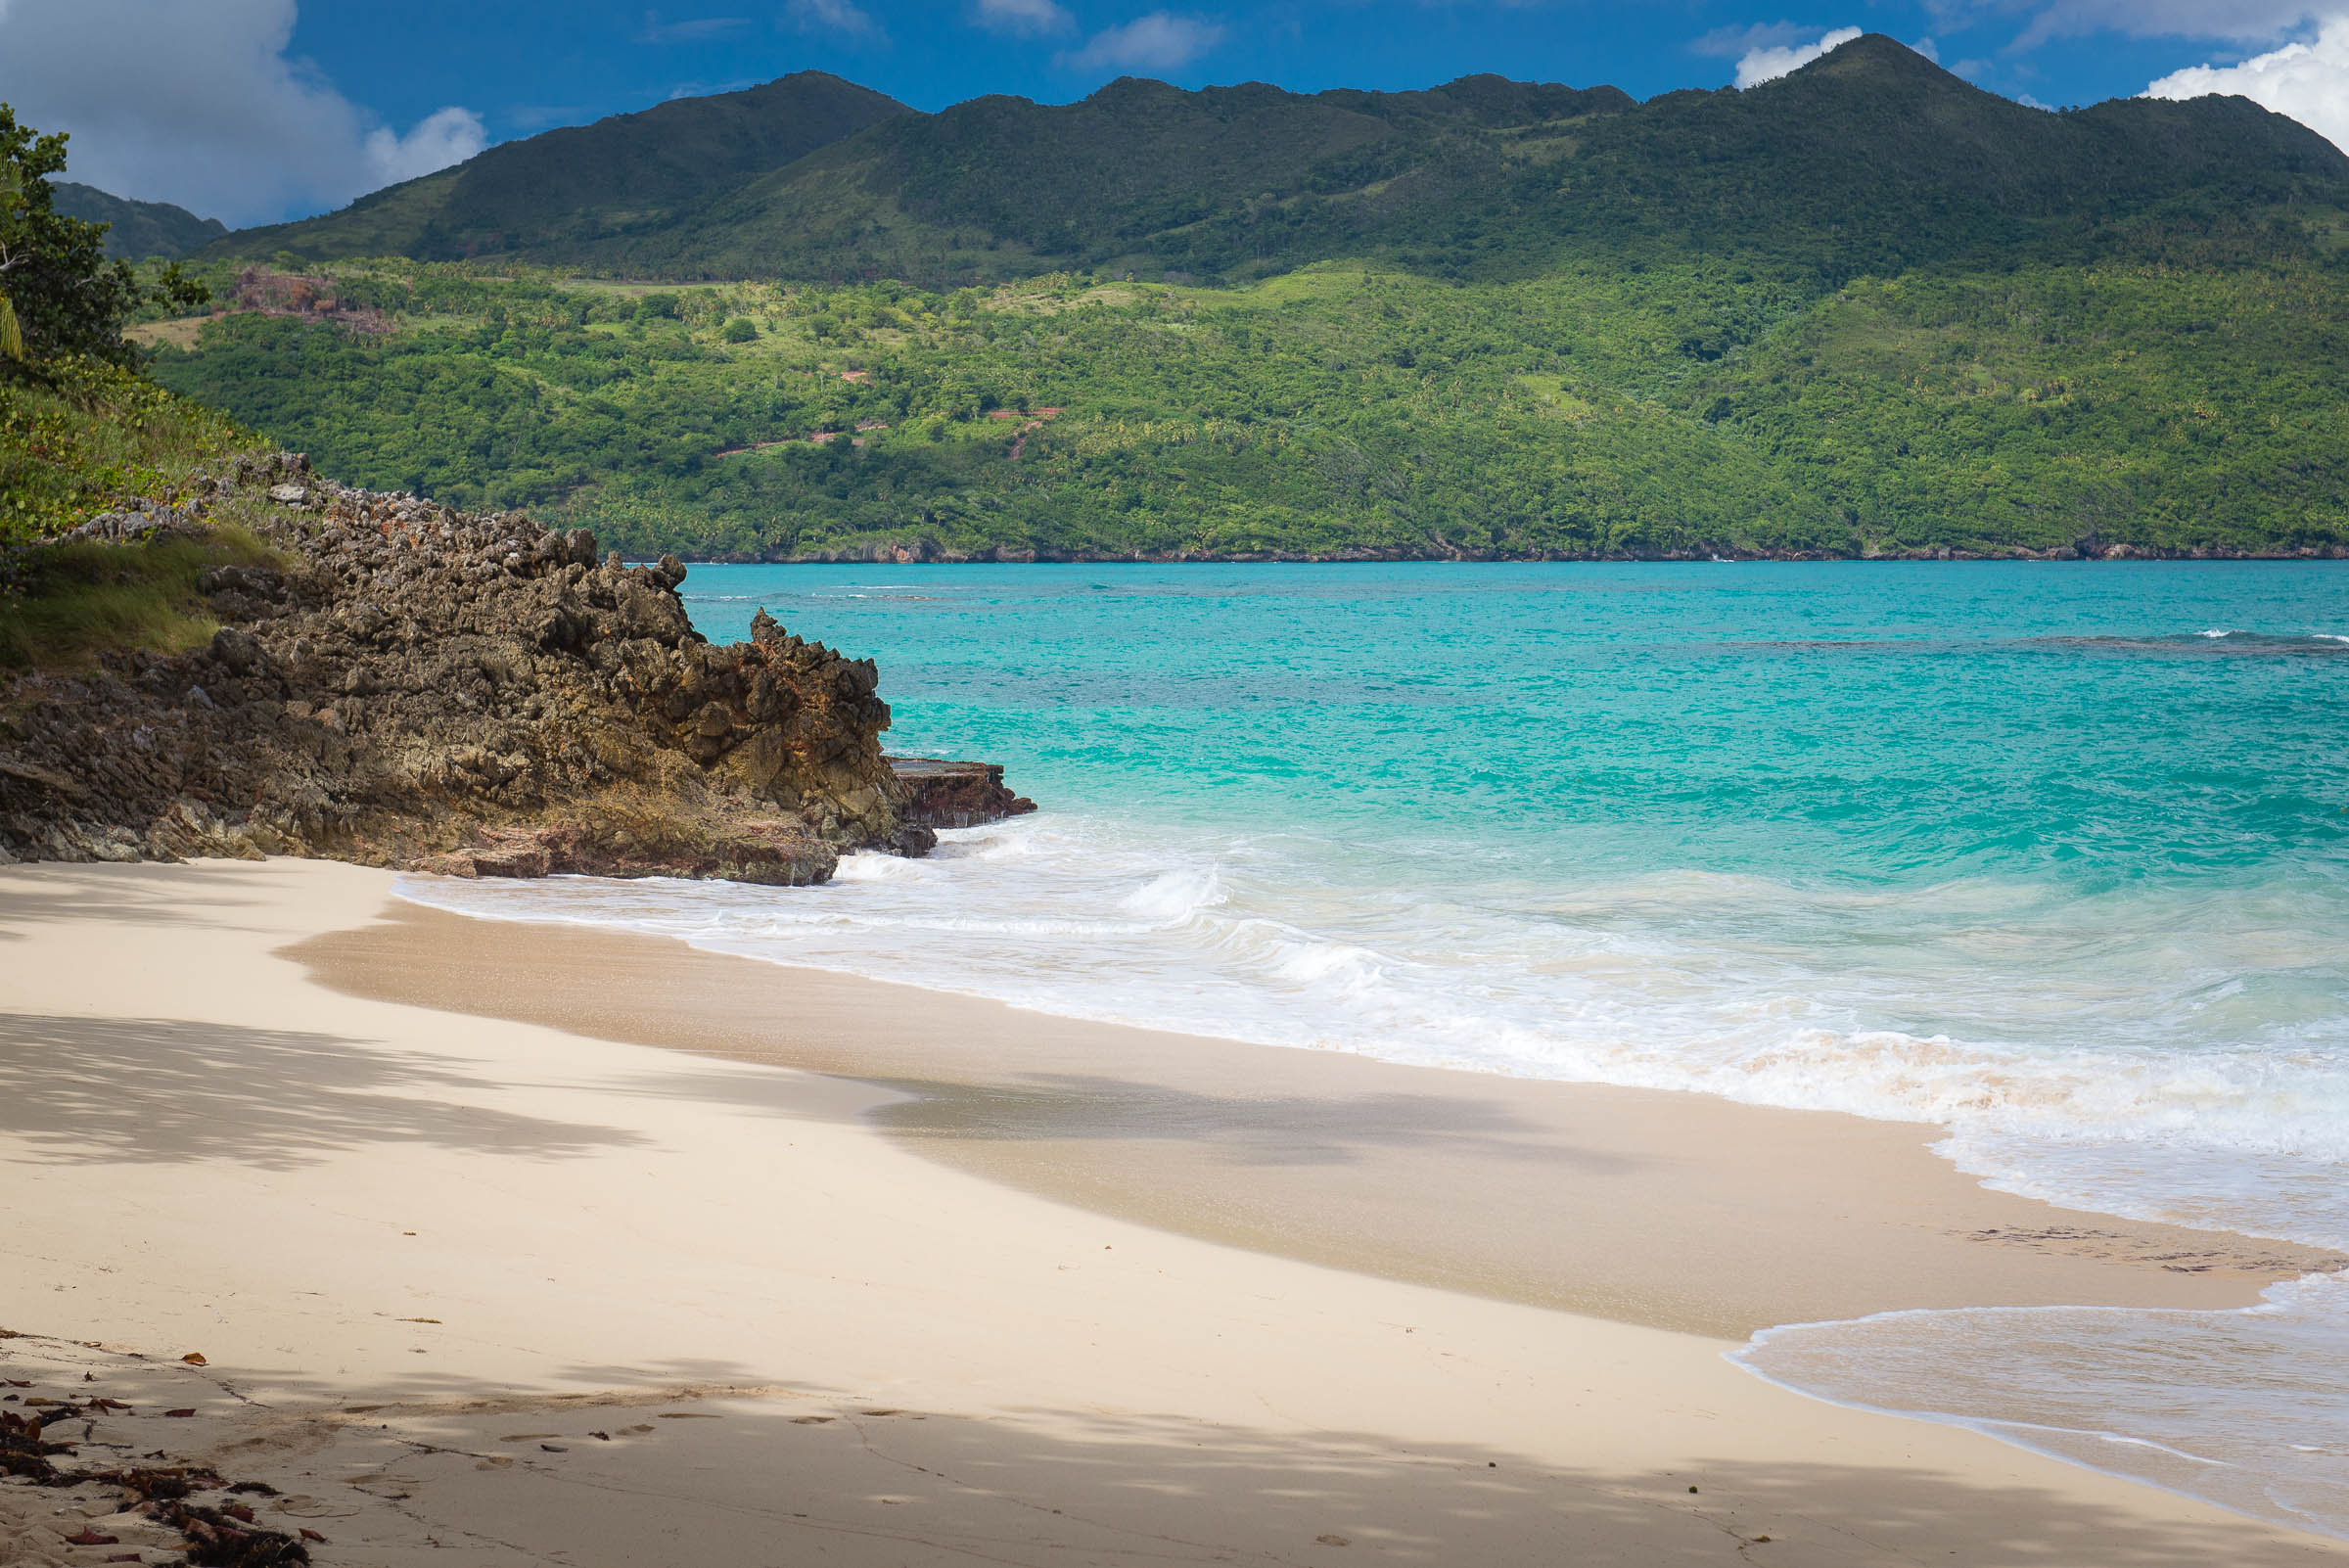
2;0;2343;225
290;1;2192;127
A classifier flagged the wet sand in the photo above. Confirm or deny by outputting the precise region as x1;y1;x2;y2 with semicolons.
301;898;2339;1339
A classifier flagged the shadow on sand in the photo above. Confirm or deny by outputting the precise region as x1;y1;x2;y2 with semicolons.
0;1013;647;1168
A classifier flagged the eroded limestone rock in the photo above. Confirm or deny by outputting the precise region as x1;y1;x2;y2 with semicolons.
0;455;975;884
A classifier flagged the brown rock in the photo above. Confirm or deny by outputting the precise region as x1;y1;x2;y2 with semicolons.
0;453;1033;884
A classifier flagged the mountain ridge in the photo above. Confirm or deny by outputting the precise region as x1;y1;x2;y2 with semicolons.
213;70;910;264
52;182;226;260
199;37;2349;288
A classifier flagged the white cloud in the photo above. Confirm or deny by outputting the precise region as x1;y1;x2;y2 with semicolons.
975;0;1075;34
1061;11;1225;70
1734;24;1863;87
1693;20;1814;58
365;106;487;186
1929;0;2328;51
2073;0;2322;42
2145;15;2349;152
639;11;753;42
0;0;484;226
786;0;884;37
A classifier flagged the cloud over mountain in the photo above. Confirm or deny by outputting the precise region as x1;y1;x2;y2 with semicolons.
0;0;484;225
2146;15;2349;151
1062;11;1225;71
1734;24;1862;88
976;0;1077;35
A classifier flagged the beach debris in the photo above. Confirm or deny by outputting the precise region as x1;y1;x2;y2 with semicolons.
539;1443;568;1453
180;1354;207;1366
790;1416;832;1425
1314;1535;1351;1547
163;1408;197;1418
298;1529;328;1544
63;1529;121;1545
588;1430;611;1440
152;1498;311;1565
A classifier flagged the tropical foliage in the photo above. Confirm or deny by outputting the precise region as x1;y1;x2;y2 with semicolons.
149;241;2349;560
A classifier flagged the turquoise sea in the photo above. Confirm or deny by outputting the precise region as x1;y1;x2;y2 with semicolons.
409;562;2349;1537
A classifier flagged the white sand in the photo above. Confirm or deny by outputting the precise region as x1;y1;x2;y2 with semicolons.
1;855;2342;1565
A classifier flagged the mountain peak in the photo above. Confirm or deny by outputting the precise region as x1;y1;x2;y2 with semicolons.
1780;31;1981;94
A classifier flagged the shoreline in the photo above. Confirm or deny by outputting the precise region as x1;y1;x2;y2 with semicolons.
677;551;2349;566
5;856;2346;1564
298;892;2342;1340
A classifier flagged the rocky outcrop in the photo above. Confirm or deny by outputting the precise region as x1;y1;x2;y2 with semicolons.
0;454;1027;883
890;757;1036;830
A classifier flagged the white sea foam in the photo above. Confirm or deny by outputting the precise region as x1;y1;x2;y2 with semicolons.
399;809;2349;1235
400;805;2349;1536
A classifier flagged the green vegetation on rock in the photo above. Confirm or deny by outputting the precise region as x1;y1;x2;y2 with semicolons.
0;104;266;671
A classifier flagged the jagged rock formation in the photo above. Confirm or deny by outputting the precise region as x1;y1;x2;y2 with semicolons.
892;758;1036;829
0;455;1015;884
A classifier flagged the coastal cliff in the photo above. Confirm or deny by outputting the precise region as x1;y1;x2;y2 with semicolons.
0;453;1022;882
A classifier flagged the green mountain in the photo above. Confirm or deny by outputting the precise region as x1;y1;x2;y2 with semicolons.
153;37;2349;562
52;182;226;259
578;36;2349;286
211;71;910;263
210;37;2348;289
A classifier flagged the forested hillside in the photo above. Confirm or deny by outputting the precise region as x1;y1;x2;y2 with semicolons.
209;38;2348;290
145;35;2349;561
51;184;225;260
214;72;909;264
148;245;2349;561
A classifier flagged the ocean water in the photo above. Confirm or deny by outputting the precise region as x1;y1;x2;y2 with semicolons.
405;562;2349;1536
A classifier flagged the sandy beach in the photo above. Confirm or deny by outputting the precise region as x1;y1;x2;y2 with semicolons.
3;855;2345;1566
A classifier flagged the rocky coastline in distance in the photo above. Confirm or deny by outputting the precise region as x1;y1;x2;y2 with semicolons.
740;537;2349;566
0;453;1033;883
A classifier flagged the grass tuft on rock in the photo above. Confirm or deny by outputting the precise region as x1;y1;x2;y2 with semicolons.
0;525;283;672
